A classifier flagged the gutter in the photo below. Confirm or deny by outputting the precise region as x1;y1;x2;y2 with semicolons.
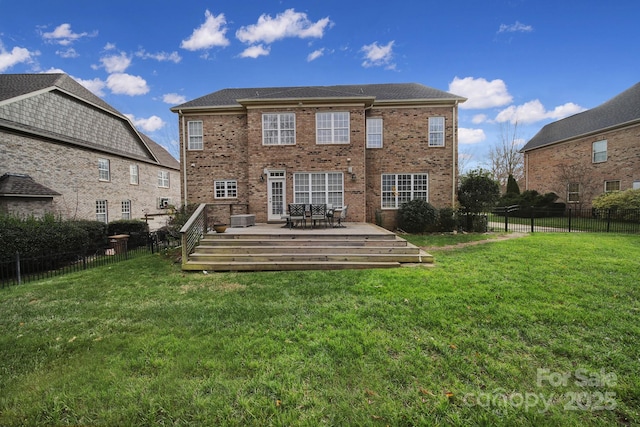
180;110;188;208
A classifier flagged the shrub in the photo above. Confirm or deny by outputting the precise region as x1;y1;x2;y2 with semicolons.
71;220;108;254
458;169;500;214
437;207;457;232
496;190;565;217
592;188;640;210
167;204;199;238
506;174;521;195
107;220;150;249
397;199;438;233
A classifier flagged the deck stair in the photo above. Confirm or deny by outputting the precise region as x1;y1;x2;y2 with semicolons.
182;223;432;271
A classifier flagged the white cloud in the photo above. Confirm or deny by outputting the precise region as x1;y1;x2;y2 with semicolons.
459;128;487;145
104;43;117;51
472;114;488;124
135;49;181;63
181;10;230;51
162;93;187;104
106;73;149;96
361;41;395;68
125;114;165;132
495;99;585;124
236;9;331;45
498;21;533;34
41;23;96;46
100;52;131;73
0;44;37;72
239;44;270;58
73;76;106;97
449;76;513;110
307;48;324;62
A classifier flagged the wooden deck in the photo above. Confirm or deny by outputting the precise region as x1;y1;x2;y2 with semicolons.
182;222;433;271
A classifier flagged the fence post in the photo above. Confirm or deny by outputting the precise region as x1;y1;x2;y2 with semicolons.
15;251;21;285
504;209;509;232
568;208;572;232
607;209;611;233
530;206;535;233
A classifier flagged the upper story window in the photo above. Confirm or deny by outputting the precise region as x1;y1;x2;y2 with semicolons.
130;164;139;185
96;200;108;223
381;173;429;209
593;140;607;163
604;180;620;193
215;180;237;198
316;112;349;144
158;171;170;188
263;113;295;145
428;117;445;147
121;200;131;220
187;121;203;150
366;118;383;148
98;159;110;181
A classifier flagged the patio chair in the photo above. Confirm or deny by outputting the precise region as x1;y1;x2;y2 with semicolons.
334;204;348;228
288;203;306;229
310;203;329;228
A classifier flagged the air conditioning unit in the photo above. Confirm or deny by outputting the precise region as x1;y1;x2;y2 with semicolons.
158;197;170;209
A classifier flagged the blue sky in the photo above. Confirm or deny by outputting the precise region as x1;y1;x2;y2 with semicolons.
1;0;639;169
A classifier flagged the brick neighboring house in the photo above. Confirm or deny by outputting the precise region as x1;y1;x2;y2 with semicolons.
0;73;180;228
521;82;640;208
171;83;466;229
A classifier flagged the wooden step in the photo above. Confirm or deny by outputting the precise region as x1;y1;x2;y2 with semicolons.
182;260;403;272
198;238;410;247
193;245;421;255
187;252;430;264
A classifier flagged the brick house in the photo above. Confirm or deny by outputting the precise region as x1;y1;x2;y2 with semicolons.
0;73;180;228
171;83;466;229
521;82;640;208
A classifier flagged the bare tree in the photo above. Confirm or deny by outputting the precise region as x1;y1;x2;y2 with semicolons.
487;121;525;192
553;162;600;210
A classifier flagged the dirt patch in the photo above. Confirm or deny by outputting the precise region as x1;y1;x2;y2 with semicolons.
420;232;528;251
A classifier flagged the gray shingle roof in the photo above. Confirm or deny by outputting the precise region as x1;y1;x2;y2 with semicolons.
522;82;640;152
0;173;60;197
171;83;465;110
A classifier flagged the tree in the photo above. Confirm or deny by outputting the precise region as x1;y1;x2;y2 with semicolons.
488;121;525;192
506;173;520;195
458;168;501;214
553;163;600;210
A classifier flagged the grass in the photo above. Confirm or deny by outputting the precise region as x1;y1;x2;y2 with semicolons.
1;233;639;426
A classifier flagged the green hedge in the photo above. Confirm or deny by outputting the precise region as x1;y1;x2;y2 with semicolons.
107;220;150;249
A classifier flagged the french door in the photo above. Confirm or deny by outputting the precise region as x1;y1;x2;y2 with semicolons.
267;170;286;221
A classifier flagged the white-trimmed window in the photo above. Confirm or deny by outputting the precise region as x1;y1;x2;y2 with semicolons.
605;180;620;193
263;113;295;145
293;172;344;207
215;180;237;198
381;173;429;209
366;118;383;148
428;117;445;147
593;140;607;163
98;159;110;181
130;164;139;185
96;200;108;223
187;121;203;150
158;171;170;188
567;183;580;203
633;181;640;190
316;112;350;144
121;200;131;220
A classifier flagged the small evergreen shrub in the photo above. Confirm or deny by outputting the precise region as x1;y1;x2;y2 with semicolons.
71;220;108;254
397;199;438;233
107;220;150;249
437;207;457;232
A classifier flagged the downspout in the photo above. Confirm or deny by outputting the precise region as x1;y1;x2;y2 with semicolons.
452;102;458;208
180;110;188;207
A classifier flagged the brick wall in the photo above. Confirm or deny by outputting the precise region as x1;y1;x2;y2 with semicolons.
525;123;640;207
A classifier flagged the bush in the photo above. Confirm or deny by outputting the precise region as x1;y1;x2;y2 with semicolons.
71;220;108;254
437;207;457;232
592;188;640;210
496;190;565;217
107;220;150;249
167;204;199;238
458;169;500;214
397;199;438;233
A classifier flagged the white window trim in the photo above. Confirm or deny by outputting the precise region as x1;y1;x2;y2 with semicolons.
130;164;139;185
214;180;238;199
381;173;429;209
316;112;350;144
262;113;296;145
604;180;620;193
593;140;607;163
96;200;108;223
187;120;203;150
428;117;445;147
567;183;580;203
293;172;344;207
366;117;383;148
121;200;131;220
158;171;170;188
98;159;110;181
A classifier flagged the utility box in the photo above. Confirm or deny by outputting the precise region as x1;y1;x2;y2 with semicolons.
230;214;256;228
108;234;129;255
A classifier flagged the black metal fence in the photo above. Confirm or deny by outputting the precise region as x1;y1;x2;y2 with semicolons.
489;206;640;233
1;232;179;289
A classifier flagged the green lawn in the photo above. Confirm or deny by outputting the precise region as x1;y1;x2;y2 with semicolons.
1;233;639;426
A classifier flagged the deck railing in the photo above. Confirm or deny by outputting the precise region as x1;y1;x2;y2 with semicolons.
180;203;208;264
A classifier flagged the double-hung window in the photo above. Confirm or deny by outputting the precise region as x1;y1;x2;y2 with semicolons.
316;112;349;144
130;164;139;185
263;113;295;145
121;200;131;220
567;183;580;203
605;180;620;193
428;117;445;147
215;180;237;198
366;118;383;148
96;200;108;223
158;171;170;188
98;159;110;181
381;173;429;209
187;121;203;150
293;172;344;207
593;140;607;163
